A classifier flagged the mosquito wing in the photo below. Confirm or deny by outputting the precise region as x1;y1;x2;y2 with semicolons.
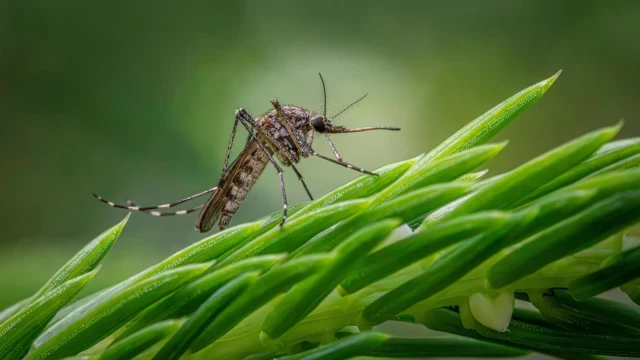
194;190;223;233
195;141;264;233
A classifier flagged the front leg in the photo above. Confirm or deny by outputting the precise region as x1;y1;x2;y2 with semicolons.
291;163;314;201
311;150;377;176
322;133;343;162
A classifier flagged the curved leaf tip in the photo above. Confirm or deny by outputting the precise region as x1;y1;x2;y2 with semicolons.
542;69;562;91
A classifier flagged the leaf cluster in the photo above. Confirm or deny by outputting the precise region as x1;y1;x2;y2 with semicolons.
2;71;640;360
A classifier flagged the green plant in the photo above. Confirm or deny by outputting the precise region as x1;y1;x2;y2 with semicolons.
2;71;640;360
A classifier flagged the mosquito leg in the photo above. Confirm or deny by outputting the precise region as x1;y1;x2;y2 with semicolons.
305;130;315;149
322;133;343;162
119;196;204;216
220;115;241;181
244;129;254;147
311;151;378;176
146;204;204;217
93;187;217;212
277;171;288;227
291;163;314;200
236;109;289;227
99;201;204;217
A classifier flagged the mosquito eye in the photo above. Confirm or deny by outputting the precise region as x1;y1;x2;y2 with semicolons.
311;116;326;132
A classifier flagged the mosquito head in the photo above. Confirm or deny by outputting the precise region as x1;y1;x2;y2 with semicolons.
310;115;328;132
311;116;400;134
309;115;345;133
314;73;401;134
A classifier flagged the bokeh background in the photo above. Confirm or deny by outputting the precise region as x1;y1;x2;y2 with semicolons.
1;1;639;308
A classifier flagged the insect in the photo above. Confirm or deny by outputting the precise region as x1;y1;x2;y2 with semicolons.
94;74;400;232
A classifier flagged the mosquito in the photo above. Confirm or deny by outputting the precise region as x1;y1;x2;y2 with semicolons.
93;74;400;232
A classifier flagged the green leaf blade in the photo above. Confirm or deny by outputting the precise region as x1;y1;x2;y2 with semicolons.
100;320;182;360
292;157;417;217
488;190;640;289
142;222;261;277
421;122;622;228
570;245;640;300
118;255;284;340
261;219;401;340
590;152;640;176
416;71;561;167
294;182;472;257
362;210;535;326
518;137;640;204
190;254;333;352
475;317;640;356
152;273;258;360
370;336;529;358
276;332;388;360
375;142;507;201
28;264;210;360
528;290;640;336
32;215;128;305
0;269;98;359
217;200;367;266
0;299;29;326
340;211;511;295
49;221;261;327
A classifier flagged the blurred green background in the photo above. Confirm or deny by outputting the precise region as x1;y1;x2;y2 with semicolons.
1;1;639;308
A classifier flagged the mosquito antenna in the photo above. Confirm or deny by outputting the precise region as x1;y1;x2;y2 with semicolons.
330;93;368;120
319;72;327;118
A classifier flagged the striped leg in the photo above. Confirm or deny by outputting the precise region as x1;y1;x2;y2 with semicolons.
93;187;217;216
147;205;204;217
236;109;289;227
310;150;377;176
120;199;205;217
